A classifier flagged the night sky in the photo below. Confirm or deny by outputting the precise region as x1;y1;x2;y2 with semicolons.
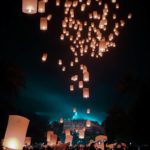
0;0;149;125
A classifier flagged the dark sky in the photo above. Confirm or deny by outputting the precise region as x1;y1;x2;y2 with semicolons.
0;0;149;124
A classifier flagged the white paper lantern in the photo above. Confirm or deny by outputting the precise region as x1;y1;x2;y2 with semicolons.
83;88;89;99
40;17;48;31
86;120;91;127
83;71;89;82
22;0;37;14
47;131;54;143
65;129;70;136
38;0;45;13
79;130;84;139
3;115;30;150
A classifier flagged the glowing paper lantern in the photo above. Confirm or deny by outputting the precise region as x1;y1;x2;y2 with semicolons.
40;17;48;31
65;129;70;136
62;66;66;72
79;130;84;139
86;108;90;114
38;0;45;13
22;0;37;14
3;115;29;150
73;107;76;113
56;0;60;6
65;135;73;146
47;14;52;21
70;85;74;91
83;88;89;99
59;118;64;124
48;134;57;146
83;71;89;82
79;81;83;89
41;53;48;62
99;40;107;52
58;59;62;65
86;120;91;127
128;13;132;19
24;137;31;146
47;131;54;142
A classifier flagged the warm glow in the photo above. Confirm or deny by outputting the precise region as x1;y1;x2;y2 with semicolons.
3;115;29;150
41;53;48;62
22;0;37;14
83;88;90;99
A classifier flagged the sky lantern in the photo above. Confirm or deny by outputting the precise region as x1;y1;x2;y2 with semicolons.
83;71;89;82
81;4;86;11
65;135;73;146
56;0;60;6
70;85;74;91
128;13;132;19
47;131;54;143
40;17;48;31
47;14;52;21
3;115;29;150
38;0;45;13
65;129;70;136
41;53;48;62
99;40;107;52
22;0;37;14
48;134;57;146
59;118;64;124
79;130;84;139
62;66;66;72
24;137;31;146
58;59;62;65
86;108;90;114
73;107;76;113
83;88;89;99
86;120;91;127
79;81;83;88
112;0;117;3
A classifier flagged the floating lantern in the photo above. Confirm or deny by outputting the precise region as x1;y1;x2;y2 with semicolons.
79;81;83;88
38;0;45;13
3;115;29;150
62;66;66;72
59;118;64;123
86;108;90;114
86;120;91;127
48;134;57;146
83;88;89;99
128;13;132;19
47;131;54;143
79;130;84;139
41;53;48;62
70;85;74;91
58;59;62;65
47;14;52;21
73;107;76;113
65;135;73;146
56;0;60;6
65;129;70;136
22;0;37;14
40;17;48;31
24;137;31;146
83;71;89;82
